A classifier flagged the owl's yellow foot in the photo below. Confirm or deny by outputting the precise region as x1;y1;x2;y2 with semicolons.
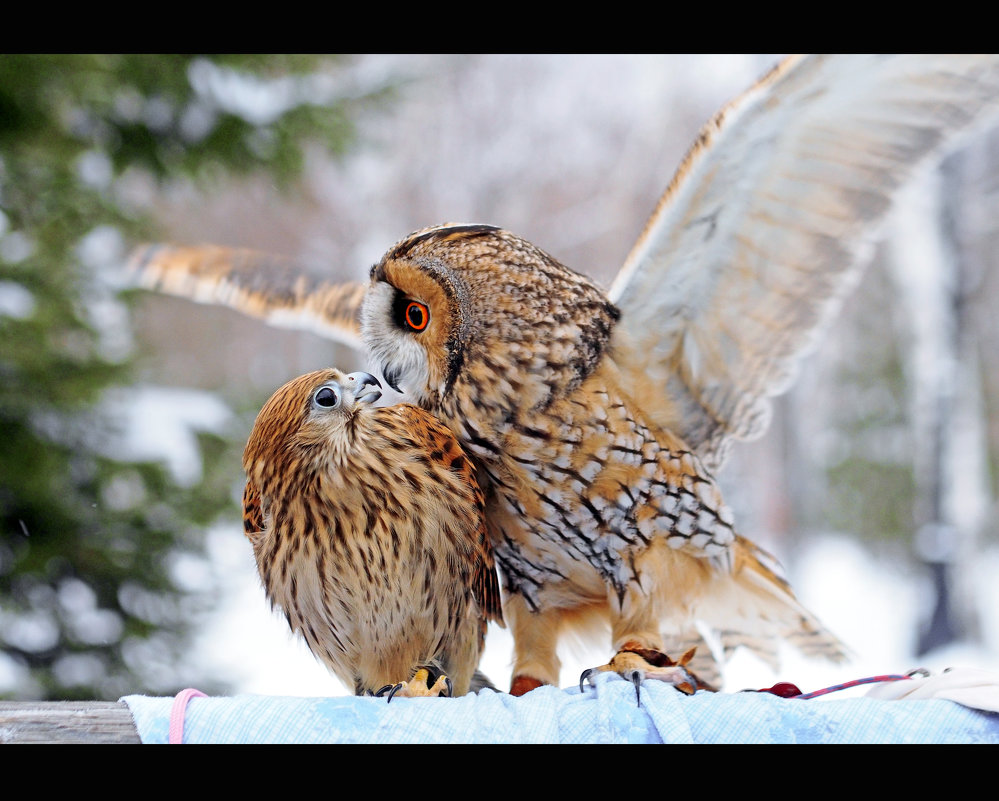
374;667;453;702
579;644;701;705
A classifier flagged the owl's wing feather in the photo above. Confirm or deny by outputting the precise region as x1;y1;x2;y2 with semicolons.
609;54;999;471
129;244;366;350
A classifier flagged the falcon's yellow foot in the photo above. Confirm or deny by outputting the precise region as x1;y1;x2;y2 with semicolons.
579;644;700;706
374;667;453;702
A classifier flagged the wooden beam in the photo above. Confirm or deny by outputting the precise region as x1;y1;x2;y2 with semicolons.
0;702;141;744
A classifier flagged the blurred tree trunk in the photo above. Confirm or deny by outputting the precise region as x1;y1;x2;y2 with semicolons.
890;152;989;654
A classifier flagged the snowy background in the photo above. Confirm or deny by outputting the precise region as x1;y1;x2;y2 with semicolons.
190;526;999;697
66;54;999;698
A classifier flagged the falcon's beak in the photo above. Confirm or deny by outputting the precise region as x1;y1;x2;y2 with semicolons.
346;372;382;405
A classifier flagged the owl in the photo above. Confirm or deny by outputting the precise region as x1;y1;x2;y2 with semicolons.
131;55;999;693
242;367;503;697
358;222;846;695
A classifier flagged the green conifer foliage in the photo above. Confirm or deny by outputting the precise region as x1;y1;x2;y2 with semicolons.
0;54;368;699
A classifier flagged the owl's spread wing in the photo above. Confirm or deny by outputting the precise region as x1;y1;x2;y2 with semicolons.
609;54;999;471
129;244;366;350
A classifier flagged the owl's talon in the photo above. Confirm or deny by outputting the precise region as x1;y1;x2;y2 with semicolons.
626;668;644;705
581;645;701;704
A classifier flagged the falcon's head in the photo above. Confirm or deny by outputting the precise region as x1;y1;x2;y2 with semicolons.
244;368;383;481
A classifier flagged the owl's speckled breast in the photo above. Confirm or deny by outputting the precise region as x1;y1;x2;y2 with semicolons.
478;365;737;612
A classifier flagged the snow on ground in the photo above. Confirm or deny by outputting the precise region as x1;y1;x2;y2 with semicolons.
193;522;999;699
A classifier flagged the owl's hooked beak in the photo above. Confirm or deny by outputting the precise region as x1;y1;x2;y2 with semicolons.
381;364;403;394
346;372;382;405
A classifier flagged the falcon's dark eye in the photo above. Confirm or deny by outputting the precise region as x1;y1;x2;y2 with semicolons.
314;387;339;408
403;300;430;332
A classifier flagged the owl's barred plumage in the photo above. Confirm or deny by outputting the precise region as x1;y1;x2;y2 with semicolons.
364;224;846;690
243;367;502;697
130;55;999;692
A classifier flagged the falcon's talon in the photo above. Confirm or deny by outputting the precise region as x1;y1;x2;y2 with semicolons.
373;682;405;703
375;666;455;701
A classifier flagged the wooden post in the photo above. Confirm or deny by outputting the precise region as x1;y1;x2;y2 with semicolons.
0;702;141;744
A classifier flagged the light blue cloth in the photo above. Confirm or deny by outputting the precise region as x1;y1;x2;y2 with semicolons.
122;671;999;744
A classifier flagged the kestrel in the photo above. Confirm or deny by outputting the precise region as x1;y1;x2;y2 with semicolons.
242;367;503;697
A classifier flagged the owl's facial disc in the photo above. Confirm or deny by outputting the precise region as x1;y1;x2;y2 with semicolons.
381;364;404;394
377;345;431;400
360;280;433;404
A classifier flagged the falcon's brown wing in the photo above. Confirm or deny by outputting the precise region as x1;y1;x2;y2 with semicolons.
241;479;265;547
400;403;505;628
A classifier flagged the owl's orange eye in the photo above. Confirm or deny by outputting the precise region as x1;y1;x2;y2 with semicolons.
404;300;430;331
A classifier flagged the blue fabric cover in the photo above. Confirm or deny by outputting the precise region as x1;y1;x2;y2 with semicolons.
123;670;999;744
